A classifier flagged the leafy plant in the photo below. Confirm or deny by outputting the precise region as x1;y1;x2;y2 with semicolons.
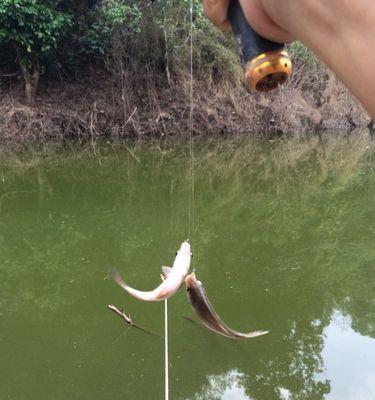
78;0;141;64
0;0;71;102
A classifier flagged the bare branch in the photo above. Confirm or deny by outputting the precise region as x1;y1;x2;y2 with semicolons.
107;304;160;337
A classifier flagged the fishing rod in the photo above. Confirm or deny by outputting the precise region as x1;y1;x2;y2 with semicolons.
228;0;292;92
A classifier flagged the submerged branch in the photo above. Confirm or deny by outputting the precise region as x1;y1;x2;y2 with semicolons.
108;304;160;337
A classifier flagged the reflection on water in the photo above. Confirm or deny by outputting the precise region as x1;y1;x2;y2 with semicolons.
319;310;375;400
1;134;375;400
191;308;375;400
192;370;250;400
278;388;292;400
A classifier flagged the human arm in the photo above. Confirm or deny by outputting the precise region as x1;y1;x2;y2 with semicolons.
203;0;375;118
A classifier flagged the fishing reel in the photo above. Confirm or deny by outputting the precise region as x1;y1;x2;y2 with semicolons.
228;0;292;92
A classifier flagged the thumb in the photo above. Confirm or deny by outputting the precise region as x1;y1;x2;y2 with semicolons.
203;0;232;30
239;0;295;43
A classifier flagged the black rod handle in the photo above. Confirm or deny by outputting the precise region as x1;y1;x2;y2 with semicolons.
228;0;292;92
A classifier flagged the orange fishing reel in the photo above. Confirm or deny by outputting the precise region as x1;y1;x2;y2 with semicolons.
228;0;292;92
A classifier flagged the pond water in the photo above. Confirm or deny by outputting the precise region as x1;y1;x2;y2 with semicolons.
0;133;375;400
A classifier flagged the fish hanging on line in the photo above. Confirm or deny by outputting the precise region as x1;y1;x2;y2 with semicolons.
185;272;268;340
111;241;192;301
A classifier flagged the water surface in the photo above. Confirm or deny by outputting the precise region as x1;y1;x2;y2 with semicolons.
1;134;375;400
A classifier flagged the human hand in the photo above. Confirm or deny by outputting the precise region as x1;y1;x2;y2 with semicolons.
203;0;375;118
203;0;296;43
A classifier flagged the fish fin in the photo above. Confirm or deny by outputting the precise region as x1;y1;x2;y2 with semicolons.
245;330;269;338
161;266;173;276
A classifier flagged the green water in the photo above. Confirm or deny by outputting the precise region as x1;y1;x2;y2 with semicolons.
1;134;375;400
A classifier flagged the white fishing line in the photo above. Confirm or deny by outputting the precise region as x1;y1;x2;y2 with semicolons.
165;3;195;399
164;298;169;400
188;0;195;272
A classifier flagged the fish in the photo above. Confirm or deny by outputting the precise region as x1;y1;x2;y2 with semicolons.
185;272;268;339
111;241;192;301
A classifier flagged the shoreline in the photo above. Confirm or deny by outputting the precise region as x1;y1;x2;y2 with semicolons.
0;63;372;142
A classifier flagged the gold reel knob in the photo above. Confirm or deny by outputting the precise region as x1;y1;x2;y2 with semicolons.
245;50;293;92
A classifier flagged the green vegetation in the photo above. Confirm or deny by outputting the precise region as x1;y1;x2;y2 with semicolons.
0;1;368;138
0;0;71;103
288;41;316;66
0;0;241;102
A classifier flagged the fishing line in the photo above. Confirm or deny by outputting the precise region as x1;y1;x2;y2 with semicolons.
165;3;194;399
164;298;169;400
188;0;195;272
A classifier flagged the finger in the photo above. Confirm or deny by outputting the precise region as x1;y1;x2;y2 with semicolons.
239;0;296;43
203;0;231;28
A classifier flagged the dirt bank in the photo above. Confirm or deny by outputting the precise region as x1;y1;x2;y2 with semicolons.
0;63;371;142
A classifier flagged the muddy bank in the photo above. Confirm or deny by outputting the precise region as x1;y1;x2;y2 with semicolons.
0;63;371;142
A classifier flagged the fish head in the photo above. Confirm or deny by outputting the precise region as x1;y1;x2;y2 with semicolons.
185;273;196;298
176;241;193;269
185;272;206;305
185;272;202;293
185;271;196;288
178;241;192;257
185;271;203;285
174;241;192;274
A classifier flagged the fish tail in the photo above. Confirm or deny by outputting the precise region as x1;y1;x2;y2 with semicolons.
110;269;166;301
244;330;269;338
110;269;131;291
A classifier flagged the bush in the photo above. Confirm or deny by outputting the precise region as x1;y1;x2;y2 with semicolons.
77;0;141;65
0;0;71;102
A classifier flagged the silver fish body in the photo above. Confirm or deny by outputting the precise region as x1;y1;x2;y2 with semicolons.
112;241;191;301
185;272;268;339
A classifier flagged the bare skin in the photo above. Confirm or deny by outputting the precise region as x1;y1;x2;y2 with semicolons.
203;0;375;118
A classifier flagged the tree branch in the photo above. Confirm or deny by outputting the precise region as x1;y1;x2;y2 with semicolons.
107;304;160;337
